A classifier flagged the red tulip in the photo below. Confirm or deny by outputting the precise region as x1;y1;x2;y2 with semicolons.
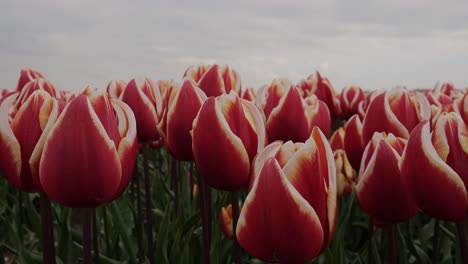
184;64;241;97
16;68;44;92
340;85;365;119
298;71;341;118
362;87;431;143
157;79;207;161
1;88;10;100
401;114;467;221
120;77;162;142
460;92;467;125
0;90;60;192
106;80;127;99
329;127;345;151
261;82;331;142
236;128;337;263
344;115;365;171
334;149;355;196
192;91;266;190
356;132;418;223
39;88;137;207
241;87;256;102
15;79;57;110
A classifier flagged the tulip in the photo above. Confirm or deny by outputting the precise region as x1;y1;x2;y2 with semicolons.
220;203;242;240
39;88;137;207
157;79;207;161
297;71;341;118
15;78;57;110
0;90;59;192
356;132;418;223
340;85;365;119
106;80;127;99
59;90;76;103
184;64;241;97
236;128;337;263
120;77;162;142
460;92;467;125
16;68;44;92
400;114;467;221
362;87;431;144
329;127;345;151
192;91;266;190
241;87;256;102
334;149;355;196
261;82;331;142
344;115;365;171
1;88;10;100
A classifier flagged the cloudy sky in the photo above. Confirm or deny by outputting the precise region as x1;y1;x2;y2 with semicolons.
1;0;468;92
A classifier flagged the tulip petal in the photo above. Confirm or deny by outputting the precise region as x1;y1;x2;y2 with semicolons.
236;157;324;263
0;94;22;189
401;121;467;221
344;115;365;171
249;141;283;190
198;64;226;97
192;98;250;190
40;95;121;208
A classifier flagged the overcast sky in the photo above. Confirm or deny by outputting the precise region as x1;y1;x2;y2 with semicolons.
1;0;468;92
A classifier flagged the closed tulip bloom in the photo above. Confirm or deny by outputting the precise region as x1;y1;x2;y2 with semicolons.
264;84;331;142
184;64;241;97
461;93;467;125
356;132;418;223
17;68;44;92
220;203;242;240
362;87;431;143
0;90;60;192
400;114;467;221
340;85;365;119
106;80;127;99
344;115;365;171
241;87;256;102
334;149;355;196
192;91;266;190
329;127;345;151
298;71;341;118
120;77;162;142
39;88;137;207
157;79;207;161
15;79;57;109
236;128;337;263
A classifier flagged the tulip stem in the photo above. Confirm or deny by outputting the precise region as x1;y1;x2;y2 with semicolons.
82;208;92;264
456;222;468;264
387;224;398;264
171;159;179;217
143;143;155;264
92;209;99;264
102;207;111;256
368;218;373;264
432;219;440;264
231;191;241;264
196;164;211;264
40;192;56;264
134;162;143;260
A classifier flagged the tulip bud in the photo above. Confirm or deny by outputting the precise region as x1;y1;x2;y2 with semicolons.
121;77;162;142
241;87;256;102
362;87;431;143
329;127;345;151
106;80;127;99
401;114;467;221
15;78;57;110
39;89;137;207
0;90;60;192
340;86;365;119
157;79;207;161
344;115;365;171
237;128;337;263
334;149;355;196
192;91;266;190
356;132;418;223
220;202;242;240
184;64;241;97
262;82;331;142
16;68;44;92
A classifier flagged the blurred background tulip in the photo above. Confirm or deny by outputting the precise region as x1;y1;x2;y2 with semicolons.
220;202;242;240
237;128;336;263
184;64;241;97
344;115;365;171
340;85;365;119
106;80;127;99
334;149;355;196
16;68;44;92
329;127;345;151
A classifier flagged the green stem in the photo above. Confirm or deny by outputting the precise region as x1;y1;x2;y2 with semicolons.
432;219;440;264
456;222;468;264
82;208;92;264
108;203;136;263
231;191;241;264
143;143;155;264
40;192;56;264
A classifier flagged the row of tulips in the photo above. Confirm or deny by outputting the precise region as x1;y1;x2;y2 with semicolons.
0;66;467;263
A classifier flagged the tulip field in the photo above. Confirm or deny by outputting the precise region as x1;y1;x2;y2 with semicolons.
0;66;467;264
